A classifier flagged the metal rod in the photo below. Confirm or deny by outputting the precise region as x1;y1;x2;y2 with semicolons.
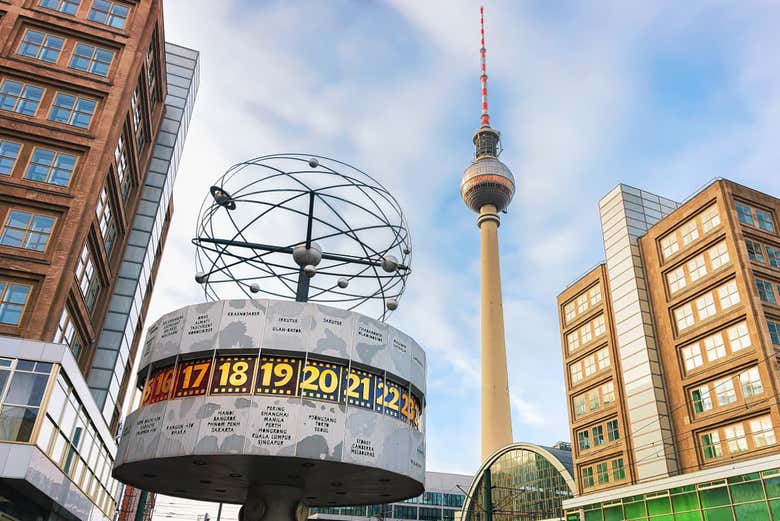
193;237;409;271
295;192;316;302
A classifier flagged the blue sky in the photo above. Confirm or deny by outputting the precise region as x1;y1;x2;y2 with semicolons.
148;1;780;517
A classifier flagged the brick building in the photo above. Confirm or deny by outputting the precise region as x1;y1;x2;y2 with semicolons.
559;180;780;520
0;1;199;519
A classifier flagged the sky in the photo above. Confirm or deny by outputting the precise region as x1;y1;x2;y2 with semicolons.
147;1;780;519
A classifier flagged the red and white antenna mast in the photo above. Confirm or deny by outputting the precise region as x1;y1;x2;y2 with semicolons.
480;5;490;128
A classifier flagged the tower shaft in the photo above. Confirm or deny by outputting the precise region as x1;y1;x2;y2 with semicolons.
478;204;513;461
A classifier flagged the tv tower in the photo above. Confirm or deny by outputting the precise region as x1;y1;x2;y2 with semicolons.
460;6;515;462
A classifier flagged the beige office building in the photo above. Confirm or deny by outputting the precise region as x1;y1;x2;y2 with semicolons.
559;180;780;521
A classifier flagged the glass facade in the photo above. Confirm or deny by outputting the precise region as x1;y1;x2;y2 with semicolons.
464;445;574;521
86;43;200;424
310;475;467;521
575;470;780;521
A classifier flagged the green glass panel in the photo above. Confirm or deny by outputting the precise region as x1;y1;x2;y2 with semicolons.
651;515;674;521
603;506;622;521
674;512;702;521
703;507;733;521
730;481;764;503
624;500;647;520
672;492;700;512
734;502;769;521
647;496;672;515
584;510;602;521
769;499;780;519
764;477;780;499
701;487;730;507
728;473;760;484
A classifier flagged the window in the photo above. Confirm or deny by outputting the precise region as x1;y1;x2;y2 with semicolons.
0;80;44;116
0;210;55;251
24;148;76;186
577;293;588;314
701;432;722;459
592;425;605;446
54;308;84;358
681;220;699;246
739;367;763;398
584;355;596;377
703;333;726;362
581;467;594;488
580;323;592;344
75;244;100;312
602;382;615;405
146;40;158;106
756;210;775;233
114;135;130;200
95;185;116;254
578;430;589;450
612;459;625;481
661;234;679;259
682;343;703;370
564;302;575;323
69;43;113;77
696;293;716;320
692;385;712;413
597;348;610;370
39;0;81;15
18;30;64;64
668;267;686;293
574;395;586;417
588;389;600;411
688;255;707;282
769;320;780;346
727;322;751;351
0;282;30;325
567;332;579;353
49;93;96;128
589;285;602;306
88;0;129;29
131;84;145;152
750;416;776;448
0;359;51;442
593;315;606;336
701;205;721;232
570;363;583;384
607;419;620;441
714;377;737;406
709;242;730;269
596;462;609;485
675;304;695;331
746;240;765;263
736;203;754;226
756;280;776;304
767;246;780;268
718;281;740;309
724;424;748;454
0;140;21;175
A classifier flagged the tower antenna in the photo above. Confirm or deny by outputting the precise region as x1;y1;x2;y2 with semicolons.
480;6;490;128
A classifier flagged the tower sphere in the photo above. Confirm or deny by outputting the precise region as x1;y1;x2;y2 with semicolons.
460;156;515;213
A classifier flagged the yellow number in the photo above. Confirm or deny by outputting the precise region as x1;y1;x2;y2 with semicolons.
274;363;293;387
386;386;400;411
401;392;411;419
301;365;319;390
259;362;273;387
230;361;249;386
141;379;153;404
375;381;385;406
161;370;174;394
347;373;371;401
218;361;249;387
319;369;338;393
182;363;209;389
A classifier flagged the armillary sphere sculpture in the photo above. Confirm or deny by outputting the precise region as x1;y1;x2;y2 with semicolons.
192;153;412;321
113;154;426;521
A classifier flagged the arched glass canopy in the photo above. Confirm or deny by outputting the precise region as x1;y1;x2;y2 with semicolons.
462;443;575;521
